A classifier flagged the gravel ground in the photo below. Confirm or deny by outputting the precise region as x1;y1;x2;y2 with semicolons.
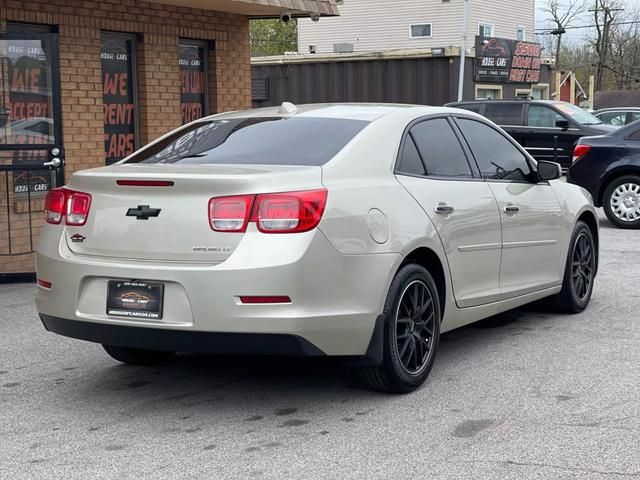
1;210;639;479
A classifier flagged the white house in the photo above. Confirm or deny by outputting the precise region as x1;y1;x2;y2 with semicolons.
298;0;535;55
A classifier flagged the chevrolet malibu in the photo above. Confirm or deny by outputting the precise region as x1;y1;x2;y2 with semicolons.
36;104;599;393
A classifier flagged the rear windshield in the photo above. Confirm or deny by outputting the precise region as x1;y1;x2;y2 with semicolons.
125;117;370;166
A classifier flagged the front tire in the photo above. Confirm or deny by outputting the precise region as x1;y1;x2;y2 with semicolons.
358;264;441;393
603;175;640;229
554;221;596;313
102;345;175;365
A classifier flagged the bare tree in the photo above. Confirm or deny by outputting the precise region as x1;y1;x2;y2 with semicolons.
543;0;587;68
592;0;624;90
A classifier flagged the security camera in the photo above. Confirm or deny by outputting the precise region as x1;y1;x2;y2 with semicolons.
310;13;320;22
280;12;293;23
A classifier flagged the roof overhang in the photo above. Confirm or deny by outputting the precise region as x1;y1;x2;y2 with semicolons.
148;0;340;17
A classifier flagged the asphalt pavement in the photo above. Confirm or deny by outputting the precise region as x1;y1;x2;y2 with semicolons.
1;210;639;479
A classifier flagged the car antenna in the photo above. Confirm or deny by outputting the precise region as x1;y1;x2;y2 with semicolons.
279;102;298;115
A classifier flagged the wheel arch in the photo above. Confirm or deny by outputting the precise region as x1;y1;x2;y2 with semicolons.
597;166;640;206
398;247;447;320
577;209;599;276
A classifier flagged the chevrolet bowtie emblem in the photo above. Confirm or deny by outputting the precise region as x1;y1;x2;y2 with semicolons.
126;205;162;220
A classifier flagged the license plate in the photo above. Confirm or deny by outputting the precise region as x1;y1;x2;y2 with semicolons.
106;281;164;319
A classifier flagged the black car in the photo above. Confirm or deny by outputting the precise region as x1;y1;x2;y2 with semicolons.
447;100;614;168
567;120;640;229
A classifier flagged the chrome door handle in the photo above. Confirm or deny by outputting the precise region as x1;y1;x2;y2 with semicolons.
435;204;455;215
504;205;519;214
43;158;62;168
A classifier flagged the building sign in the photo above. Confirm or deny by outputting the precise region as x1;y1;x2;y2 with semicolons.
179;42;207;124
101;34;137;165
1;38;55;193
475;37;542;84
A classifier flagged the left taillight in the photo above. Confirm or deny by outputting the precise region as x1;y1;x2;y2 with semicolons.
44;188;92;226
572;144;592;164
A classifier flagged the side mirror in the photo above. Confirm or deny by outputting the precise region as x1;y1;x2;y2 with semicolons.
537;160;562;181
556;119;570;130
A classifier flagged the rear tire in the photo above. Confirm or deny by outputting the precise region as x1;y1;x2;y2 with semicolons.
102;344;175;365
357;264;441;394
602;175;640;229
554;221;596;314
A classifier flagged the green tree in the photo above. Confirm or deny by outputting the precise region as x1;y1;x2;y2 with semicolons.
250;19;298;57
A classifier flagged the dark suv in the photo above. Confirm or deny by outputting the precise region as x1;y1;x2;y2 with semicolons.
446;100;614;168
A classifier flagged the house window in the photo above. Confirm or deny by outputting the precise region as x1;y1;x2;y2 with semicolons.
475;85;503;100
517;25;526;41
179;40;209;125
410;24;432;38
101;32;138;165
532;84;550;100
478;23;494;37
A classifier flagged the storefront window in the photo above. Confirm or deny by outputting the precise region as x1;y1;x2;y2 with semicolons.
101;33;138;165
179;40;208;125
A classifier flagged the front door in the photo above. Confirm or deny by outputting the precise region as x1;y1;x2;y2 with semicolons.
0;32;64;276
395;116;502;308
454;116;564;298
523;104;576;168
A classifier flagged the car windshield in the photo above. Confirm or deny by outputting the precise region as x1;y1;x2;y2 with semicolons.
125;117;370;166
554;103;603;125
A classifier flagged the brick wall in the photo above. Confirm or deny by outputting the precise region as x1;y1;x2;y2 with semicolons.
0;0;252;274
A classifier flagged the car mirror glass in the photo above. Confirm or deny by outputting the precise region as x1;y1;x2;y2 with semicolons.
556;119;570;130
537;160;562;181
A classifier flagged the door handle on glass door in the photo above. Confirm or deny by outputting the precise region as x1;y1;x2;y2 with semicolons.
435;204;455;215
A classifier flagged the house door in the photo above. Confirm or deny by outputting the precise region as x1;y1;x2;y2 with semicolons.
0;32;64;278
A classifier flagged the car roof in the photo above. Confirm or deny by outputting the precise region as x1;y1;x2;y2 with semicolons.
204;103;465;122
449;99;562;105
594;107;640;112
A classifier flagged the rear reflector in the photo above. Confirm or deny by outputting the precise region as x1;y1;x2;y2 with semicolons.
117;180;174;187
37;279;52;289
44;188;92;226
572;144;592;164
239;296;291;304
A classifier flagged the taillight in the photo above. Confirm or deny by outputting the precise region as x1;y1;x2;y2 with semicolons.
207;189;327;234
572;144;592;164
209;195;255;232
44;188;92;226
252;190;327;233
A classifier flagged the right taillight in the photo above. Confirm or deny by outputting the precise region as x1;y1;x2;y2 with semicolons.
44;188;92;226
208;189;328;234
572;144;592;164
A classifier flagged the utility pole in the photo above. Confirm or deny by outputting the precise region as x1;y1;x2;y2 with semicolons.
457;0;470;101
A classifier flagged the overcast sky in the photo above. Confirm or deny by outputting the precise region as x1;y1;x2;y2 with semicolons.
535;0;640;44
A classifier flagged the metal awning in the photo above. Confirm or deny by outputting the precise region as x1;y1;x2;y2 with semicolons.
149;0;340;17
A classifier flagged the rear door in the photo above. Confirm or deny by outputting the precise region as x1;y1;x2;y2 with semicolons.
523;104;576;167
454;116;564;298
395;116;502;308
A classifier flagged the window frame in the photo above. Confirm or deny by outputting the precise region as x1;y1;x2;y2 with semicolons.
409;23;433;39
452;114;539;185
475;84;503;100
178;38;210;124
394;114;481;181
100;30;140;164
478;22;495;37
517;25;526;41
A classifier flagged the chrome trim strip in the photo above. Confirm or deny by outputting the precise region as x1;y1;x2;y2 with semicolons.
503;240;558;249
525;147;565;151
458;243;502;252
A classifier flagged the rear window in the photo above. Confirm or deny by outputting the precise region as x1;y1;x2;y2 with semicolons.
483;104;524;125
126;117;369;166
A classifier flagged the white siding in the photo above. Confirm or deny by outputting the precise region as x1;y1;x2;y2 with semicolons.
298;0;535;55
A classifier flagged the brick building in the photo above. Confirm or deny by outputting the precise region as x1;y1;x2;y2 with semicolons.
0;0;338;278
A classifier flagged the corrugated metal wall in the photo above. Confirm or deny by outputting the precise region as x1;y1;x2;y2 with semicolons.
252;57;462;107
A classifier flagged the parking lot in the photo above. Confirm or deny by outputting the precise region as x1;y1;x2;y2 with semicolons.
1;210;639;480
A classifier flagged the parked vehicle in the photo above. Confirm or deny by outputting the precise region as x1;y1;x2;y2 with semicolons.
447;99;614;169
593;107;640;127
36;104;598;393
568;120;640;228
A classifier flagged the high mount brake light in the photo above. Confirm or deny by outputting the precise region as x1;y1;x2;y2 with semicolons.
44;188;92;226
208;189;328;234
572;144;592;164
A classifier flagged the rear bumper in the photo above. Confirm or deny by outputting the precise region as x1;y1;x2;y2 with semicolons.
40;314;326;356
35;226;399;356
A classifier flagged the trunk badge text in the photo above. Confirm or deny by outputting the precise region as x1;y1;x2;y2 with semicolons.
126;205;162;220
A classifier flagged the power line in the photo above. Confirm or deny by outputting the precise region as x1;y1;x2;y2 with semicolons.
535;20;640;33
